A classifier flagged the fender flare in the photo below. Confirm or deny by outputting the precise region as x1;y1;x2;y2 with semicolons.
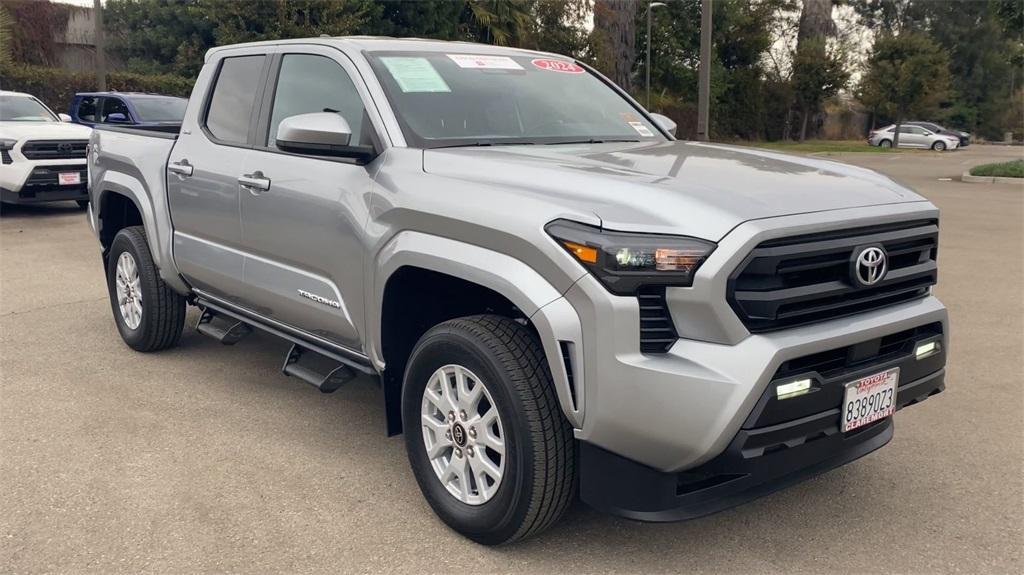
370;231;585;429
95;172;188;294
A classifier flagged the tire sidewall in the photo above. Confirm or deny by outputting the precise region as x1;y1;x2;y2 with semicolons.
932;141;945;151
106;231;153;349
402;327;535;545
880;139;892;148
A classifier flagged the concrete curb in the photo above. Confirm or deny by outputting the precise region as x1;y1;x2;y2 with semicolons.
961;171;1024;185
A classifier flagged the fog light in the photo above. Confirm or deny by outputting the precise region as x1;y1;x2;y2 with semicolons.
776;379;812;400
915;341;940;360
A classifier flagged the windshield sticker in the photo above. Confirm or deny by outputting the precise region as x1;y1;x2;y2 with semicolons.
447;54;524;70
629;121;655;137
380;57;451;93
531;59;584;74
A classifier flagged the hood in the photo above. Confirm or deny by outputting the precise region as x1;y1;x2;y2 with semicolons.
423;140;924;241
0;121;93;140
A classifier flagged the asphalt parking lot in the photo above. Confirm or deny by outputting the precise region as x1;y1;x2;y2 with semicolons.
1;145;1021;573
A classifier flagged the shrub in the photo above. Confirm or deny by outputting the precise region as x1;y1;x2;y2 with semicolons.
969;160;1024;178
0;63;193;114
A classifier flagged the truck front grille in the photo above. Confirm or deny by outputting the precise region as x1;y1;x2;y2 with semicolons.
638;286;677;353
21;140;88;160
728;220;938;332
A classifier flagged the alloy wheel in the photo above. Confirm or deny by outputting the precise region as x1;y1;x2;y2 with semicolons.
420;364;506;505
115;251;143;330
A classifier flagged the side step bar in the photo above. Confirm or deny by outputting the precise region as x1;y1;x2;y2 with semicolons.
282;344;356;393
195;308;252;345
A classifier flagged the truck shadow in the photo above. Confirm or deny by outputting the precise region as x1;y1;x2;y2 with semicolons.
0;201;85;218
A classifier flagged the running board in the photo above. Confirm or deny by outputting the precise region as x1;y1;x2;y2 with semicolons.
196;308;252;345
282;344;356;393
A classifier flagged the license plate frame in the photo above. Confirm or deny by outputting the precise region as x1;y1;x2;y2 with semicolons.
58;172;81;186
841;367;899;433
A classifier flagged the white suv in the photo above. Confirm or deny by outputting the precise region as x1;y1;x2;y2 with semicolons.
0;91;93;207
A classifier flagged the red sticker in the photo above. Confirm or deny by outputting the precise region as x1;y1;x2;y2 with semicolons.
531;59;584;74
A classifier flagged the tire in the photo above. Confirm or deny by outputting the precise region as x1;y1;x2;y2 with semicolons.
879;139;893;148
76;199;89;209
402;315;575;545
106;226;186;352
931;140;946;151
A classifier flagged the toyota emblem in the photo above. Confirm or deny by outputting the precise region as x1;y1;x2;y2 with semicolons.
852;246;887;287
57;142;74;153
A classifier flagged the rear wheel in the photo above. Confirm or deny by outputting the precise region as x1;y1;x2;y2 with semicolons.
879;139;893;148
106;226;186;351
402;315;575;545
931;140;946;151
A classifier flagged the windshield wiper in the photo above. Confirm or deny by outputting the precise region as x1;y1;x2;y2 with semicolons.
433;141;538;149
544;138;641;145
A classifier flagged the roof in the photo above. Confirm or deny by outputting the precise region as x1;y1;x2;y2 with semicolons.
206;36;566;62
73;92;186;98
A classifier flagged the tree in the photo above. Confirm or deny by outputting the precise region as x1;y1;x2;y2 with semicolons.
592;0;637;92
858;32;949;147
790;0;846;141
465;0;535;46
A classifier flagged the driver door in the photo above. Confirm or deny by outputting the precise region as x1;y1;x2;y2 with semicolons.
237;47;380;351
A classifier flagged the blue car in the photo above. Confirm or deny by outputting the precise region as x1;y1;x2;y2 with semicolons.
68;92;186;132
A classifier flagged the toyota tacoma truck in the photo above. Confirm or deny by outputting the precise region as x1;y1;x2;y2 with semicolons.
87;38;948;545
1;91;92;206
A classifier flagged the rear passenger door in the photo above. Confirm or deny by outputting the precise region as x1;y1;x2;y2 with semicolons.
168;51;269;300
236;47;381;351
898;126;926;148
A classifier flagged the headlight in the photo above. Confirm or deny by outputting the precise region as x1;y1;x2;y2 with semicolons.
546;219;715;295
0;138;16;151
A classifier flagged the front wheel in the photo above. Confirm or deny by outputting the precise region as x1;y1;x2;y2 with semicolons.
931;140;947;151
402;315;576;545
106;226;186;351
879;139;893;148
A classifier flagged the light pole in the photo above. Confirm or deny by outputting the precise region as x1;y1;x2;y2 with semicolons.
646;2;666;110
696;0;712;141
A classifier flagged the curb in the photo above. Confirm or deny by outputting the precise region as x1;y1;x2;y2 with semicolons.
961;172;1024;185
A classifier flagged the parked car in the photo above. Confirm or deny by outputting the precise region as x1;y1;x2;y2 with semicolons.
88;38;948;544
868;124;960;151
0;90;92;207
906;121;970;147
69;92;186;133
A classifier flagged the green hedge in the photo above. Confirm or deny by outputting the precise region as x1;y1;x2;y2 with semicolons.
0;64;193;114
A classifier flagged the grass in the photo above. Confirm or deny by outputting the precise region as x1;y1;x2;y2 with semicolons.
737;140;901;154
969;159;1024;178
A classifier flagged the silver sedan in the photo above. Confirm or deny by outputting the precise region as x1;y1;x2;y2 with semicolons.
868;124;961;151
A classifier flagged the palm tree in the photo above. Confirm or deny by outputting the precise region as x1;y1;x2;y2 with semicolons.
467;0;535;47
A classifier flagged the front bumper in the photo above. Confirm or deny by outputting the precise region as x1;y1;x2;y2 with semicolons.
1;164;88;204
580;365;943;521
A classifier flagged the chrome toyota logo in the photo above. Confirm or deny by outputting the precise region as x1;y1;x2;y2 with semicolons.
57;142;74;152
853;246;887;286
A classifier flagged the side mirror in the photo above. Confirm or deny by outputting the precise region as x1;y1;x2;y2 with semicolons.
922;131;932;136
106;112;130;123
276;112;372;160
649;113;677;137
58;113;72;122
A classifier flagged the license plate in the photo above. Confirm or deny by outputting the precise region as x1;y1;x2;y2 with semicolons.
842;367;899;432
58;172;81;186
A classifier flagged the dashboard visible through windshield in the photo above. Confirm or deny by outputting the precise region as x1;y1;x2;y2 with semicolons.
366;51;665;148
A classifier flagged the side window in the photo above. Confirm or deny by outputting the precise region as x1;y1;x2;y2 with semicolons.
76;96;98;122
100;98;131;123
206;55;266;144
266;54;368;148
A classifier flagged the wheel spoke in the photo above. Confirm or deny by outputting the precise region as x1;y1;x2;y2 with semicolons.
478;427;505;456
439;369;459;412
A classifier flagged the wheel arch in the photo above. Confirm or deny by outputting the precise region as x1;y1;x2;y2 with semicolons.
372;231;585;435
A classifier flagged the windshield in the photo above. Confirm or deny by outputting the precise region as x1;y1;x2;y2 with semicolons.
0;95;58;122
367;51;665;148
127;96;187;122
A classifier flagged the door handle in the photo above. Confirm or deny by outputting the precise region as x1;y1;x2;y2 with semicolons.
168;160;193;177
238;171;271;193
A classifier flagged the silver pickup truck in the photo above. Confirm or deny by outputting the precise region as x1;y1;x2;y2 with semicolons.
87;37;948;545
